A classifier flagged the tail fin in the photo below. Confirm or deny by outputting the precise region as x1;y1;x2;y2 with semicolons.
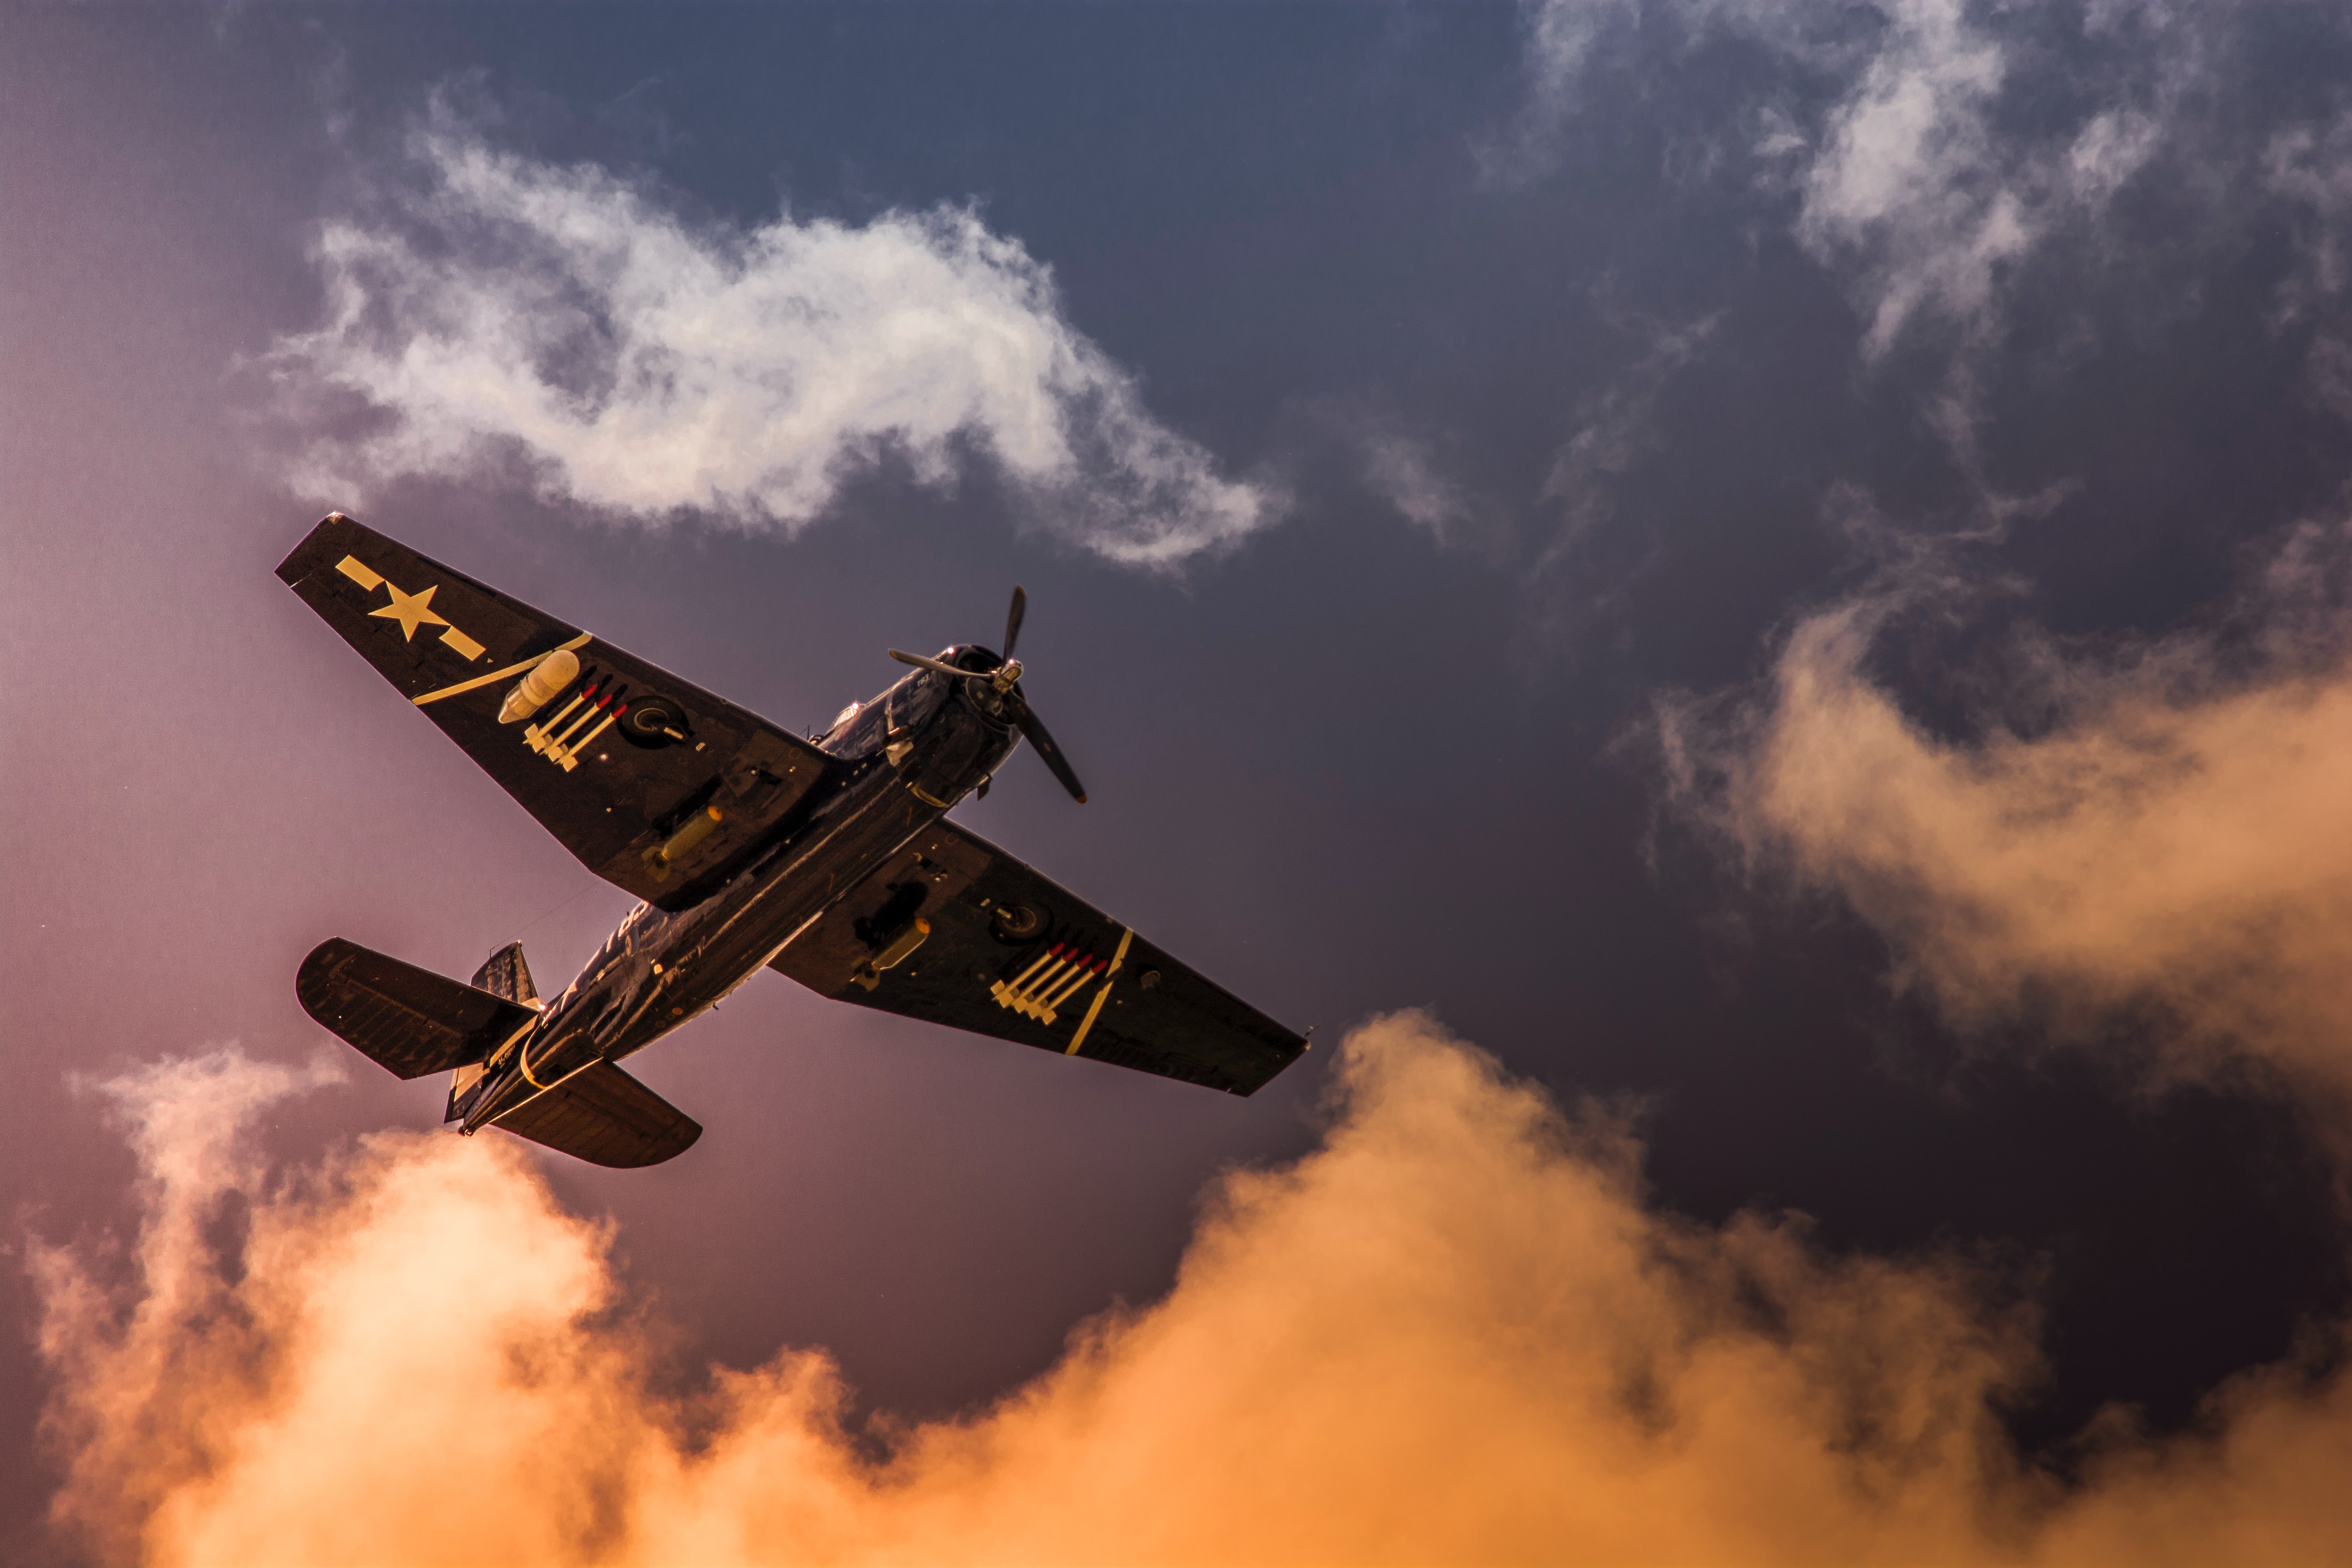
297;938;539;1081
470;940;541;1010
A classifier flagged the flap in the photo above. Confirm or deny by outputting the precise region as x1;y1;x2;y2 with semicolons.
769;821;1307;1096
277;514;827;910
490;1060;703;1168
297;938;539;1081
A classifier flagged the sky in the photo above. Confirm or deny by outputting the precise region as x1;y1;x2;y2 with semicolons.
11;2;2352;1561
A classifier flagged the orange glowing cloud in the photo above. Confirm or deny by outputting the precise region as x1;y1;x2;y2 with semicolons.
1664;559;2352;1123
34;1017;2352;1565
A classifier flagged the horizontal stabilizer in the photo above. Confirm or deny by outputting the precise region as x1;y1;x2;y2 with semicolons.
491;1061;702;1169
297;938;539;1081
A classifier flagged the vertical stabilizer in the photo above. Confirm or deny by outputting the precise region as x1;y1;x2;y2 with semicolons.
449;941;542;1120
470;941;541;1011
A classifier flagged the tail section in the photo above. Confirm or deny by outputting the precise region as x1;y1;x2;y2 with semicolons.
298;935;701;1169
452;941;544;1116
469;940;541;1010
296;938;539;1081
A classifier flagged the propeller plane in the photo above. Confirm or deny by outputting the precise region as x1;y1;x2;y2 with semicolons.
278;514;1308;1168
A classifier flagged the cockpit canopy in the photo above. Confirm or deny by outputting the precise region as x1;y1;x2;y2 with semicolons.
817;646;998;758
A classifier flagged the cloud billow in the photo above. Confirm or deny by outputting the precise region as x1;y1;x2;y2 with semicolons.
264;125;1274;568
36;1020;2352;1564
1656;513;2352;1147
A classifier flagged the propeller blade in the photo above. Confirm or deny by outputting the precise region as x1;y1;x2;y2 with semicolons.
1003;585;1027;663
1012;697;1086;804
888;649;972;679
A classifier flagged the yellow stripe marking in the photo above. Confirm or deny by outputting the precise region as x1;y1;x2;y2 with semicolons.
336;555;384;590
413;633;593;707
519;1034;553;1089
1066;927;1135;1056
439;626;486;661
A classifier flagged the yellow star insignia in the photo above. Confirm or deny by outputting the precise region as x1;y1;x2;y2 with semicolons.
370;580;450;641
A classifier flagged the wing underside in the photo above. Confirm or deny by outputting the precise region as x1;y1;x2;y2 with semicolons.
277;513;826;910
769;822;1306;1096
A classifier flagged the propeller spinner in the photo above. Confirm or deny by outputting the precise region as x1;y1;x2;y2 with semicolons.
888;585;1087;804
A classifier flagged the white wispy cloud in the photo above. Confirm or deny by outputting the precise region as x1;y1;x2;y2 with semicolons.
265;118;1275;568
1361;429;1477;542
1543;310;1718;552
1484;0;1643;183
1507;1;2180;363
1790;0;2163;361
2263;110;2352;426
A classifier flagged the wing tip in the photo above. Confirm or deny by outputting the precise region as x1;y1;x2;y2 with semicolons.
276;510;360;586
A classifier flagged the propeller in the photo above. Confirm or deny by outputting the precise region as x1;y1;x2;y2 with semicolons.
887;585;1087;804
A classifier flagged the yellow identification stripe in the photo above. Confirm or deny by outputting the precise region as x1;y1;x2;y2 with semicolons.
1066;928;1135;1056
337;555;384;590
413;633;593;707
486;1015;537;1073
440;626;486;661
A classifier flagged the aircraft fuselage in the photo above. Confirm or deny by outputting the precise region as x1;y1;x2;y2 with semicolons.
453;651;1018;1132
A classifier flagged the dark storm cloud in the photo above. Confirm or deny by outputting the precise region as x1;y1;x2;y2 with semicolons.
263;105;1276;568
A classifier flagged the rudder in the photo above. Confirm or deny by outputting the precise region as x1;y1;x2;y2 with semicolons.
470;940;541;1010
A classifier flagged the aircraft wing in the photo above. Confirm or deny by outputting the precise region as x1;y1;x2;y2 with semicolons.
277;514;826;911
768;820;1307;1095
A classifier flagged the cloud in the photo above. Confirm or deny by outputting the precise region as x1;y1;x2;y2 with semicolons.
262;117;1274;568
1486;1;2223;525
1509;3;2205;368
35;1020;2352;1564
1359;427;1479;543
1657;515;2352;1127
1543;310;1718;548
1791;0;2036;359
1483;0;1643;184
32;1048;344;1564
2269;110;2352;309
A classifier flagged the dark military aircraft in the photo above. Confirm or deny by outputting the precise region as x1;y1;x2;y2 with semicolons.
278;514;1307;1169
